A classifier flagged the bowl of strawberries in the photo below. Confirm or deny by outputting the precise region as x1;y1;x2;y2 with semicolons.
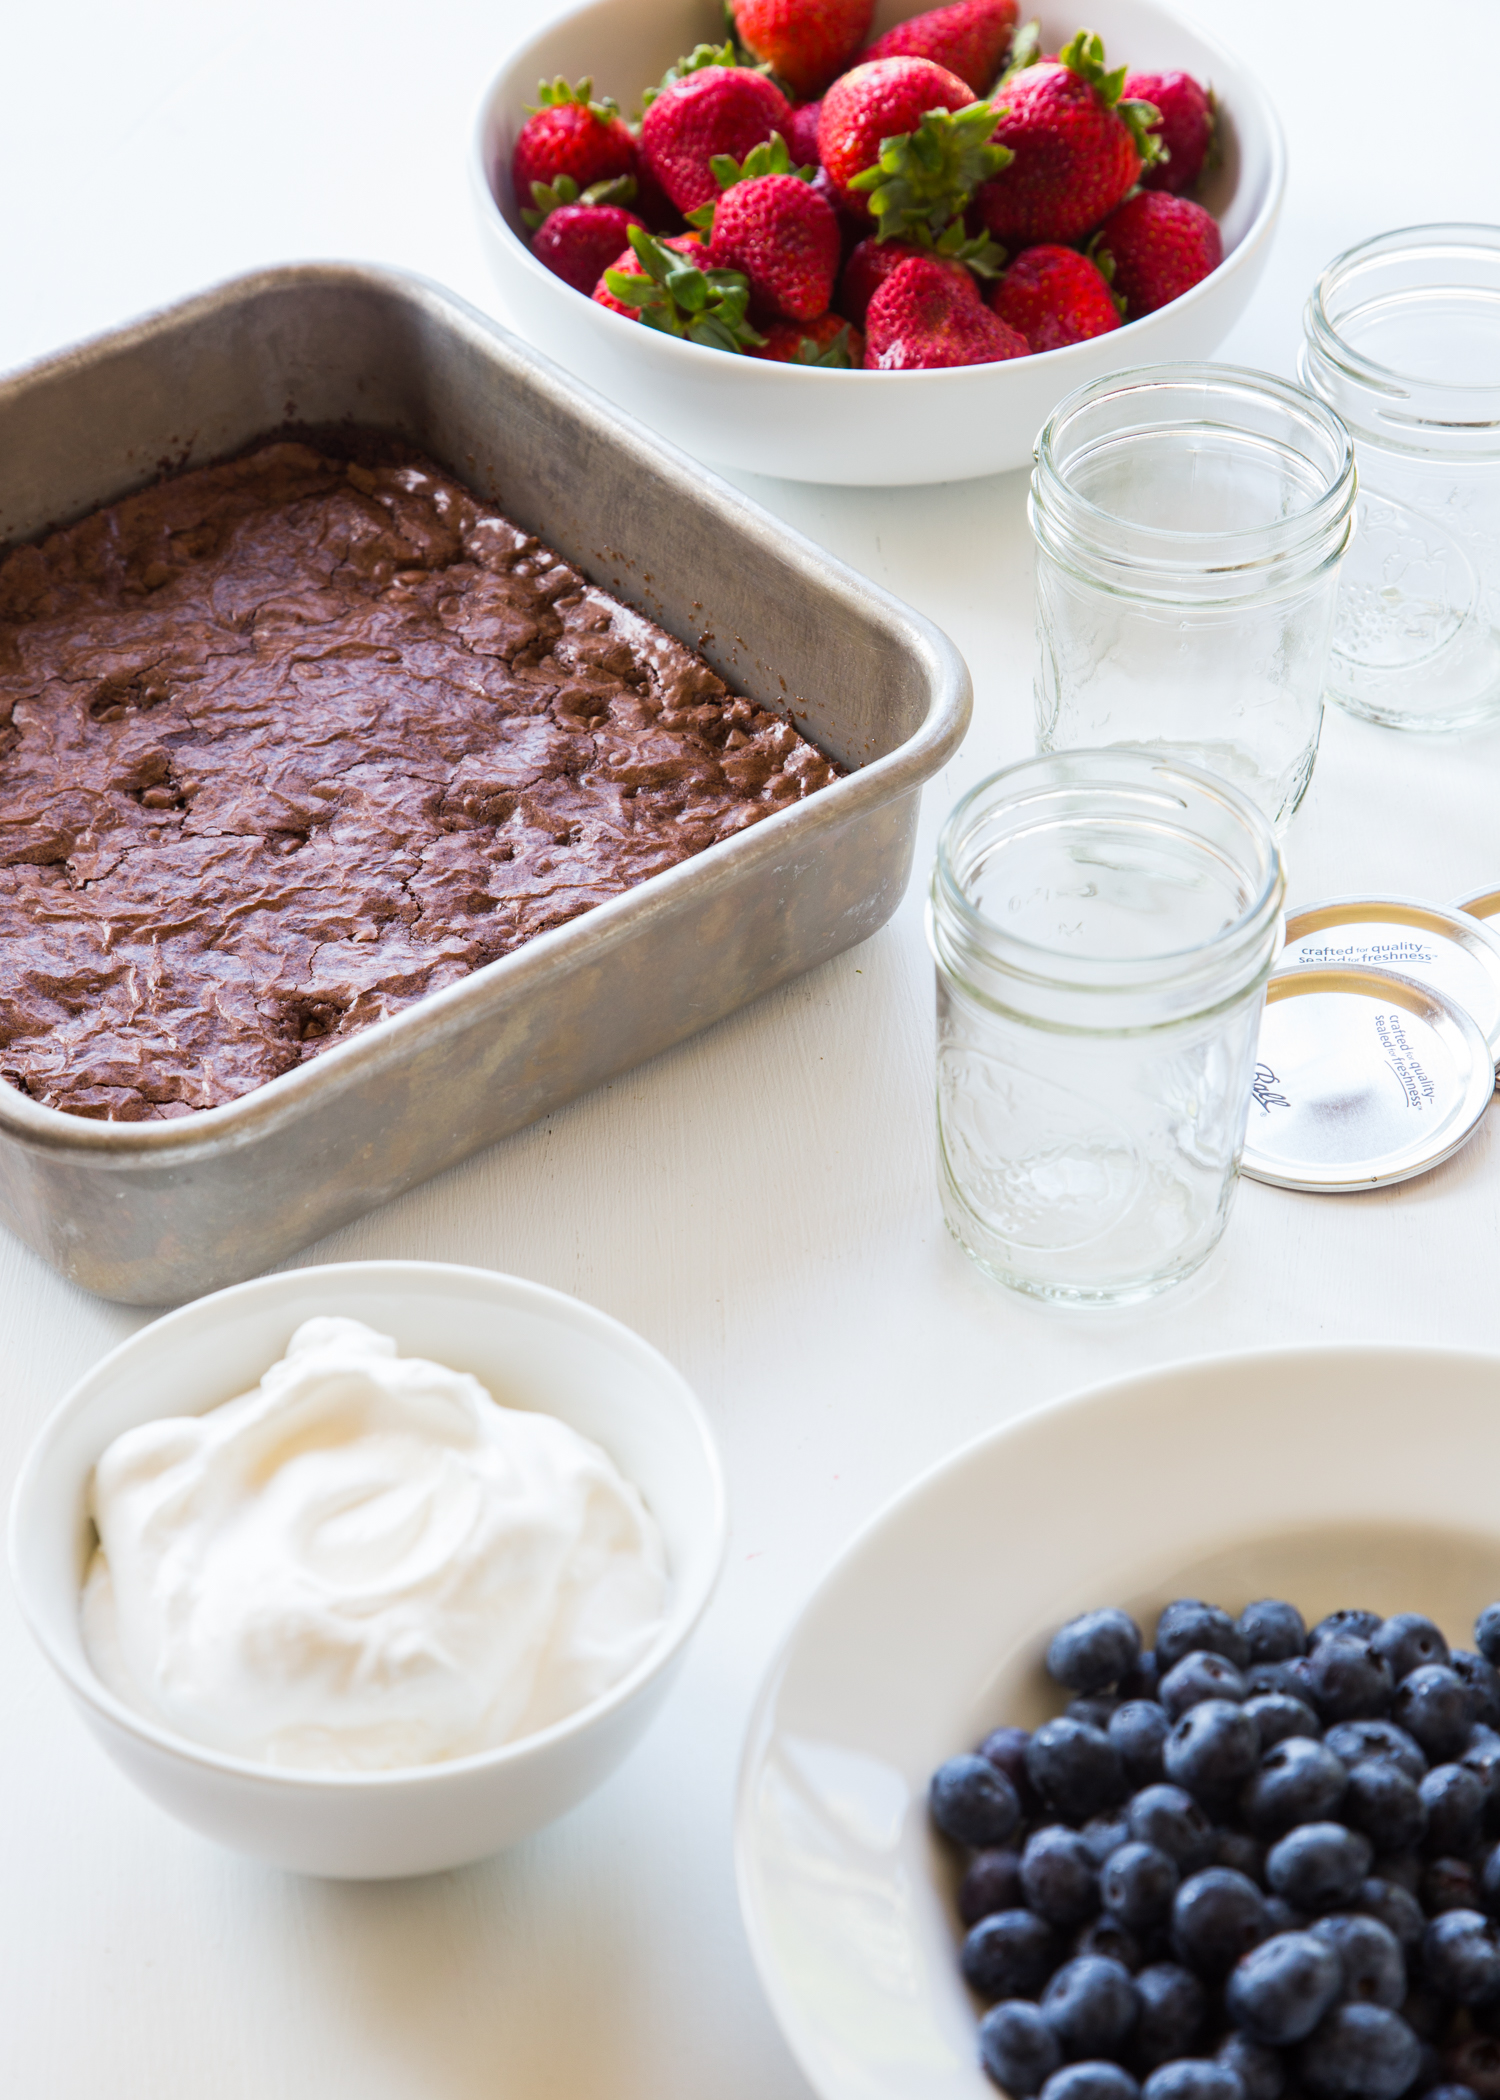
470;0;1285;486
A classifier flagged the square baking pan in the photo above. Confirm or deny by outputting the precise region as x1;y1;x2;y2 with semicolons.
0;265;971;1305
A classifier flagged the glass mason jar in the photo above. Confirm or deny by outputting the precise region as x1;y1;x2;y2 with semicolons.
1299;224;1500;733
928;751;1286;1305
1031;364;1357;833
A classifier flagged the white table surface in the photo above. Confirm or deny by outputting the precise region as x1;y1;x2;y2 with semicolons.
4;3;1500;2093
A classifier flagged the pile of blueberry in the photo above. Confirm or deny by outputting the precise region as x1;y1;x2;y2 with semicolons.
929;1598;1500;2100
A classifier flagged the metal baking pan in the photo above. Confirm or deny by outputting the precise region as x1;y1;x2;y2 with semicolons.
0;265;971;1304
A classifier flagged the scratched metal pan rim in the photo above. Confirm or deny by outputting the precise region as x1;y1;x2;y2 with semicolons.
1278;893;1500;1070
1241;964;1494;1193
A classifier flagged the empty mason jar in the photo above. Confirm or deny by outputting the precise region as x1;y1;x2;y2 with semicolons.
1031;364;1357;832
928;752;1285;1305
1299;223;1500;732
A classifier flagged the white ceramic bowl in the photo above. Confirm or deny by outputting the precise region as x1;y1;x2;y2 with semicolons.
10;1260;726;1880
471;0;1286;485
735;1344;1500;2100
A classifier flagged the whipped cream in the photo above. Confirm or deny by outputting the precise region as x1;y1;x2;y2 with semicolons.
81;1317;669;1771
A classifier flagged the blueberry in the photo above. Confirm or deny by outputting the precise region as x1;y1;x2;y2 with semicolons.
1025;1829;1103;1928
962;1849;1024;1926
1309;1914;1405;2008
1241;1738;1348;1837
1266;1825;1373;1913
1029;1721;1128;1823
1141;2062;1244;2100
1261;1898;1305;1939
1465;1729;1500;1825
982;1726;1040;1811
1217;1832;1268;1885
1072;1698;1125;1731
1158;1603;1251;1674
1041;2066;1141;2100
1113;1705;1174;1790
981;2000;1066;2096
1081;1811;1134;1868
1165;1703;1261;1803
1226;1930;1343;2044
1050;1612;1146;1696
1306;1641;1394;1724
1481;1842;1500;1915
1444;2040;1500;2100
1103;1844;1181;1932
1042;1956;1140;2060
1297;2004;1421;2100
964;1908;1062;2000
1247;1660;1321;1704
1323;1721;1427;1784
1311;1612;1386;1650
1217;2034;1285;2100
1476;1608;1500;1670
1161;1654;1250;1720
1131;1962;1207;2070
1245;1695;1322;1750
1370;1851;1422;1894
1129;1787;1218;1874
931;1754;1023;1847
1076;1917;1145;1972
1342;1761;1427;1854
1425;1856;1482;1914
1171;1869;1268;1979
1424;1764;1487;1858
1455;1655;1500;1733
1352;1878;1425;1953
1119;1653;1161;1704
1430;2085;1485;2100
1422;1910;1500;2005
1240;1601;1308;1666
1393;1667;1476;1763
1369;1614;1450;1682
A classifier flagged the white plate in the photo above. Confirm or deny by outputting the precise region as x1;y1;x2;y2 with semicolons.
734;1346;1500;2100
470;0;1286;485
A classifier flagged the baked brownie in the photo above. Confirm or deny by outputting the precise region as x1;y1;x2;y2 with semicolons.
0;440;839;1120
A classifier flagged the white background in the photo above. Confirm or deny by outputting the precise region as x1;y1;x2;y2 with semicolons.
3;2;1500;2094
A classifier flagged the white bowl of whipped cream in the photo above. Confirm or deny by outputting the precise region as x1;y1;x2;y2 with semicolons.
9;1260;727;1878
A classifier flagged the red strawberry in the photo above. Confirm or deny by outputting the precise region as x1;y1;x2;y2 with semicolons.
861;0;1020;96
750;314;865;364
732;0;874;99
533;204;648;295
989;243;1119;350
640;62;793;214
818;57;1007;242
863;253;1029;368
512;79;637;204
1091;191;1222;314
708;172;842;322
837;236;928;326
786;99;825;165
1125;71;1215;195
972;31;1160;246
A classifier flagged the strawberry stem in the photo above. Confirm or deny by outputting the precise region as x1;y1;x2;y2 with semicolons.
603;226;767;352
848;103;1014;245
521;172;638;230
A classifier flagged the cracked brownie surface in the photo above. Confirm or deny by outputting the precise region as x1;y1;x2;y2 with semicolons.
0;440;838;1120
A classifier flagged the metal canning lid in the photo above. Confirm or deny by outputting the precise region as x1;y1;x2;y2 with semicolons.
1241;966;1494;1192
1279;895;1500;1068
1455;885;1500;927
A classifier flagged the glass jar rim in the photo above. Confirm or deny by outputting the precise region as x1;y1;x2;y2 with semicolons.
933;750;1286;994
1032;361;1357;561
1305;222;1500;402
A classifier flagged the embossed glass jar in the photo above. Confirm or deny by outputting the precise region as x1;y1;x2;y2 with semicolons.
1031;364;1356;832
1299;224;1500;732
928;752;1285;1305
